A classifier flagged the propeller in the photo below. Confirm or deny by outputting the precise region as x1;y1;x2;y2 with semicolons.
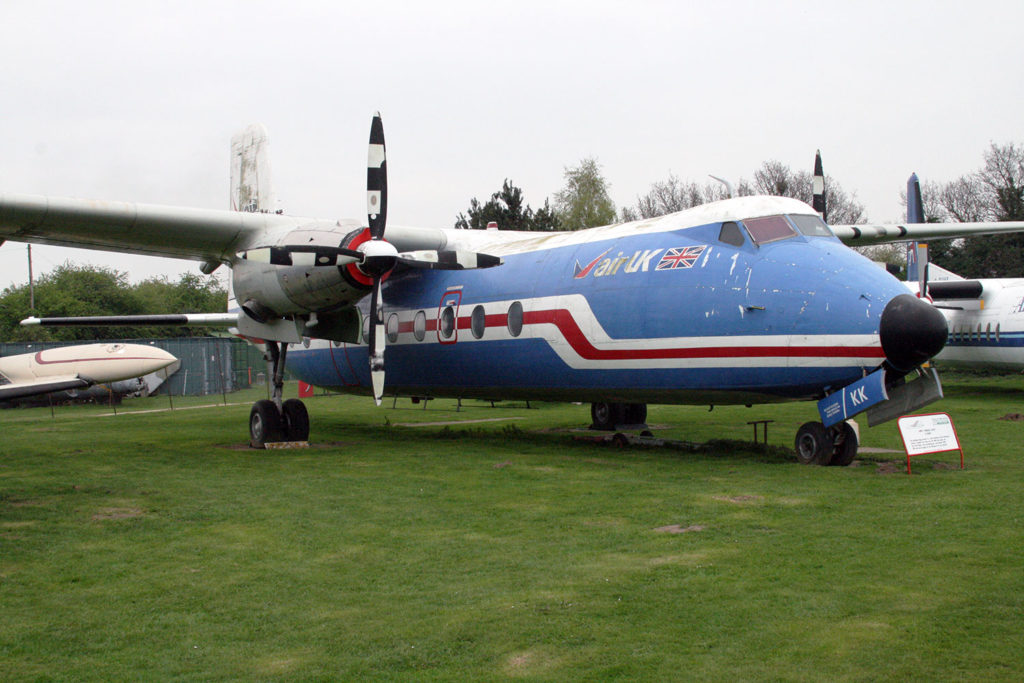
240;112;504;405
363;112;395;405
812;150;827;222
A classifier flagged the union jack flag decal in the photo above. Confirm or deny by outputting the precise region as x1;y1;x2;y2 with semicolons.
656;245;706;270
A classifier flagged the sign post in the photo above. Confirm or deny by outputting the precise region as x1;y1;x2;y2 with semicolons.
896;412;964;475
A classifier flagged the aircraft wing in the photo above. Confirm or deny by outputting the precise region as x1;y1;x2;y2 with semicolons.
0;376;89;402
0;193;311;265
0;193;451;268
833;220;1024;246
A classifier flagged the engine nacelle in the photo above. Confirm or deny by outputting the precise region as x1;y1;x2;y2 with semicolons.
231;225;373;320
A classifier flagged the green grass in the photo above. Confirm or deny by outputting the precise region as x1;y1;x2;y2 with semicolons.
2;375;1023;680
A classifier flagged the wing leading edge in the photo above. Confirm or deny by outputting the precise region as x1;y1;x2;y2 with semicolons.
0;193;307;265
833;220;1024;246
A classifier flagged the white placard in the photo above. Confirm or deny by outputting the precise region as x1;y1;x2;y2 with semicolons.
897;413;960;456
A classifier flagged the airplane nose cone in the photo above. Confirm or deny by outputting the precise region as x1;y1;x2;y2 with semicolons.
879;294;947;371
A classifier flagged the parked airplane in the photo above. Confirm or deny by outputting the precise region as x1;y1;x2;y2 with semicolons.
0;343;177;401
5;118;1024;463
902;173;1024;369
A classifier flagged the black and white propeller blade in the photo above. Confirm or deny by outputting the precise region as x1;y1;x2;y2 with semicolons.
397;250;503;270
363;112;395;405
812;150;827;222
906;172;929;298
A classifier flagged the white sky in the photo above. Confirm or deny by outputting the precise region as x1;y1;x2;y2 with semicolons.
1;0;1021;289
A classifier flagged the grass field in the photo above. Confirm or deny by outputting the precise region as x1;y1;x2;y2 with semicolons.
2;375;1023;680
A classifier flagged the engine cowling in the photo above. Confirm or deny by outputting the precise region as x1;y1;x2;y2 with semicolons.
232;225;375;320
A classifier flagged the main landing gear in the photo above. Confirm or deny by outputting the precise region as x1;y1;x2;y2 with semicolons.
794;420;858;466
590;402;648;431
249;341;310;448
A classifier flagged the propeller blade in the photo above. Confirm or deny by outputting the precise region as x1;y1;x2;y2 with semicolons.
397;250;504;270
812;150;827;222
906;173;929;298
367;112;388;241
241;245;364;267
368;277;386;405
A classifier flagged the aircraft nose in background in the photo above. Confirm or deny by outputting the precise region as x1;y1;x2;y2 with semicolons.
879;294;948;371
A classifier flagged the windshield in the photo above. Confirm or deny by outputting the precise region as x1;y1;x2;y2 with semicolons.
789;214;834;237
742;215;797;245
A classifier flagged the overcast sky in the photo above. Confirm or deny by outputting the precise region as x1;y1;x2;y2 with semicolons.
1;0;1021;289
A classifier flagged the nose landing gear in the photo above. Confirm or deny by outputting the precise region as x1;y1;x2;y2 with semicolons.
794;420;858;466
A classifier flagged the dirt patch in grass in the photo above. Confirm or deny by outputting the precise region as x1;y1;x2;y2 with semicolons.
712;495;763;504
654;524;705;534
7;499;45;507
998;413;1024;421
221;441;358;451
875;461;902;474
503;648;561;677
92;507;144;521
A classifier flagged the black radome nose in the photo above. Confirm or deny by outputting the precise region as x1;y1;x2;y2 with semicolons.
879;294;948;371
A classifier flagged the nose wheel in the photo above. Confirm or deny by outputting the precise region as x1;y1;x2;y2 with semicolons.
794;421;858;466
249;341;310;448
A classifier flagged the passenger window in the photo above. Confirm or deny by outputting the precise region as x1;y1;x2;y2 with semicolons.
718;221;746;247
440;306;456;340
414;310;426;342
507;301;524;337
386;313;399;343
742;215;798;245
471;305;486;339
996;323;1001;342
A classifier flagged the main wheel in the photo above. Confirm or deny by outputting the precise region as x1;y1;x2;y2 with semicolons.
282;398;310;442
250;399;284;448
794;421;832;465
829;421;858;467
591;402;624;431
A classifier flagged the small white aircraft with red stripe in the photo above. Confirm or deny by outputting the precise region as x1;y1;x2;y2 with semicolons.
0;343;176;401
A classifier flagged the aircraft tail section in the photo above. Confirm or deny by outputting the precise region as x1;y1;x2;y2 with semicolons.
230;124;280;214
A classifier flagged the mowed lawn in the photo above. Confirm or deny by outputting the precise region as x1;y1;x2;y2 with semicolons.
2;375;1023;681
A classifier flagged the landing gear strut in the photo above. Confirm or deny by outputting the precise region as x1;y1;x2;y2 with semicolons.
249;341;310;448
794;420;858;466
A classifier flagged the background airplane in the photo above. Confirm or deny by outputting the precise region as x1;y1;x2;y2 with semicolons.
5;117;1024;463
0;343;177;402
902;173;1024;369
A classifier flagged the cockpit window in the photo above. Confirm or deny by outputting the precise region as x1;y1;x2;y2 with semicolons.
718;221;746;247
742;215;797;245
789;214;833;237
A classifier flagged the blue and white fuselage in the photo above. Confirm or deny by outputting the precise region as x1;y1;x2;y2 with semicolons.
288;196;910;406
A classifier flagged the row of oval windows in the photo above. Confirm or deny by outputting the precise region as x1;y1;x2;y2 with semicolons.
951;322;1001;343
361;301;525;344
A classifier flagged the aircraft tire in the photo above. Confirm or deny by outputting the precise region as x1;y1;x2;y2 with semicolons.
250;399;284;448
794;421;832;465
282;398;310;442
829;422;858;467
591;402;624;431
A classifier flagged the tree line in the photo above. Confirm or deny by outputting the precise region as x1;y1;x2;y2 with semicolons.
0;264;227;342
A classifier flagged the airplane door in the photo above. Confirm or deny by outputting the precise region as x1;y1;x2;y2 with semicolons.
437;287;463;345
